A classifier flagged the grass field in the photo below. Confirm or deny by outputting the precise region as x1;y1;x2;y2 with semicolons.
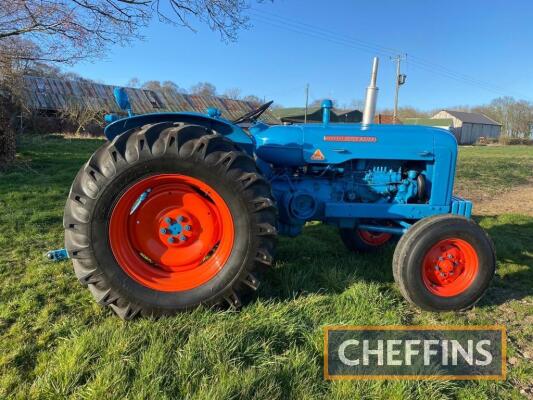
455;146;533;202
0;136;532;399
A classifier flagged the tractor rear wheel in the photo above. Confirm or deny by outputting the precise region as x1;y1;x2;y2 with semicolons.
392;215;495;311
63;122;277;319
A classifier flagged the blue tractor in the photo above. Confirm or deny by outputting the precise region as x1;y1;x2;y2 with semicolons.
62;58;495;319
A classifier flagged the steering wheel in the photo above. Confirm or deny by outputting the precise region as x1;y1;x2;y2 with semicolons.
232;101;273;124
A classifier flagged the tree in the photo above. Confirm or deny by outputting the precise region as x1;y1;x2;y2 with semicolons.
0;0;271;166
190;82;217;97
379;106;429;118
59;97;104;135
142;80;163;91
126;78;141;88
348;99;365;111
242;94;263;104
162;80;186;94
482;97;533;138
222;87;241;100
0;92;17;166
0;0;267;65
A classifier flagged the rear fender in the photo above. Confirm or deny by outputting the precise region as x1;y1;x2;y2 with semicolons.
104;112;254;153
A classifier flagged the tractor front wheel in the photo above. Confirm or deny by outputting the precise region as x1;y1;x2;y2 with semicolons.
392;215;495;311
63;122;277;319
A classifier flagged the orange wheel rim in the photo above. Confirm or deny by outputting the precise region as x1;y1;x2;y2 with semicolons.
357;229;392;246
109;174;234;291
422;238;479;297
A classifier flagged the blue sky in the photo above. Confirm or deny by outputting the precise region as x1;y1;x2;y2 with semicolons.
67;0;531;110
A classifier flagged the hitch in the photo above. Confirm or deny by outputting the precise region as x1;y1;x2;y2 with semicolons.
46;248;69;262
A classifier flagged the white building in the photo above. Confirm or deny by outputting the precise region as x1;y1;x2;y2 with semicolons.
432;110;501;144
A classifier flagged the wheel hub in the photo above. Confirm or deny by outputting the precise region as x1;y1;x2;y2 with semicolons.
159;214;193;244
422;238;478;297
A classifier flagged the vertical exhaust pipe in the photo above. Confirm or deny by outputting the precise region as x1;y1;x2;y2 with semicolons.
362;57;379;126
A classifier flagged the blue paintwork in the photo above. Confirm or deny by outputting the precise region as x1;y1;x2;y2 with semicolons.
114;87;133;117
321;99;333;124
358;224;407;235
451;196;473;217
46;248;69;262
206;107;222;118
248;119;461;235
99;92;470;239
104;111;254;153
130;188;151;215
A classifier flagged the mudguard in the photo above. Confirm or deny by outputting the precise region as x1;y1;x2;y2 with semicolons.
104;112;254;153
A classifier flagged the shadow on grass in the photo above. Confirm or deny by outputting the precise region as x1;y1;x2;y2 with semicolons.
479;216;533;307
258;217;533;308
257;223;396;303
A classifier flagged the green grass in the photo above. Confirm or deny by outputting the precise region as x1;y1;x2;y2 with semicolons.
455;145;533;196
0;136;531;399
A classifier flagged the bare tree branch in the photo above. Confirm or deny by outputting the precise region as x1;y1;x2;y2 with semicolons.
0;0;269;69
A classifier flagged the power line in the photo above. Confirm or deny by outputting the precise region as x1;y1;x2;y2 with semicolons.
251;11;509;95
250;12;394;58
250;9;505;91
249;9;529;100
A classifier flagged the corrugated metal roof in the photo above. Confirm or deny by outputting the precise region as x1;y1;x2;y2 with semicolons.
439;110;501;126
22;75;279;124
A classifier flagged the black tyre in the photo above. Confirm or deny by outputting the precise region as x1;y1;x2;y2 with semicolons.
63;122;277;319
392;215;495;311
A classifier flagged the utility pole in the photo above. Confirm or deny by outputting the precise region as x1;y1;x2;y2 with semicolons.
390;54;407;123
304;83;309;123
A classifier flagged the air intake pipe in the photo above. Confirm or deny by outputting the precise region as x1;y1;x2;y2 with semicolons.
362;57;379;126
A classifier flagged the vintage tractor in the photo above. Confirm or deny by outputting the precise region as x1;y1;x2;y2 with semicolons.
59;58;495;319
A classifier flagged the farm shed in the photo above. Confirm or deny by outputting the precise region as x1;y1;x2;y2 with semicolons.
21;75;280;126
431;110;501;144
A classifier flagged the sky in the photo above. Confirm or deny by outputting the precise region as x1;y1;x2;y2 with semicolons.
67;0;533;110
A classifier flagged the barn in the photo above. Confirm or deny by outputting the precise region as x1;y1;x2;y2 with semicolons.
431;110;501;144
19;75;279;133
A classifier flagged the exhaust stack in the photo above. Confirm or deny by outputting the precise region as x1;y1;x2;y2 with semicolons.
362;57;379;125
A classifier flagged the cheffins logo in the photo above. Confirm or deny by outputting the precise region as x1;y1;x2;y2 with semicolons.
324;326;506;380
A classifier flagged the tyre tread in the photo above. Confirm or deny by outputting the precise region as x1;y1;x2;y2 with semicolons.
64;123;277;319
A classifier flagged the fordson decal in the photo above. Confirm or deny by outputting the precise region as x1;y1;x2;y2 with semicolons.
324;136;378;143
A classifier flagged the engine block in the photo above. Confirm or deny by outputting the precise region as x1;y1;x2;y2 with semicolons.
269;163;424;236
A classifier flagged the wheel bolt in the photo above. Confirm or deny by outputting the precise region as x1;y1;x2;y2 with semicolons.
438;257;444;261
168;237;175;244
448;254;453;259
160;228;167;234
434;265;439;270
165;217;172;223
185;225;191;231
180;235;187;241
177;216;184;222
